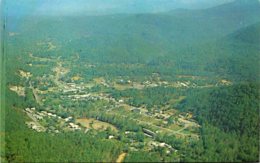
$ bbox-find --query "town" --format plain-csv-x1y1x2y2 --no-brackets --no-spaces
8,52,234,159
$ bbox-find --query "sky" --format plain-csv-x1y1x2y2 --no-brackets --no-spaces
3,0,236,17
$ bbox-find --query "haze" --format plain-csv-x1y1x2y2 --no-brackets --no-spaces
4,0,235,16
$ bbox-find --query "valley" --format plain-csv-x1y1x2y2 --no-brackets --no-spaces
2,0,260,162
7,49,235,161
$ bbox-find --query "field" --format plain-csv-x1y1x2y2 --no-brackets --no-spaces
76,118,118,132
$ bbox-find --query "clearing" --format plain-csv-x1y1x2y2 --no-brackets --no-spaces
76,118,118,132
9,85,25,96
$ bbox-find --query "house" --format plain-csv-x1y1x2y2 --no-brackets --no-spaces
108,135,114,139
65,116,73,122
159,143,166,147
47,113,53,117
25,108,32,113
35,115,43,120
144,133,153,138
131,108,141,114
143,128,156,137
41,111,48,115
151,142,159,147
69,123,81,130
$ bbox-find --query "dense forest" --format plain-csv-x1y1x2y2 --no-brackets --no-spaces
1,0,259,162
178,83,259,162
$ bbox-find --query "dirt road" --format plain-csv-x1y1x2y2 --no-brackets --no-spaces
116,153,127,163
29,81,42,105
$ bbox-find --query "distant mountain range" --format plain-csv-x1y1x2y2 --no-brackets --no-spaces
4,0,238,16
15,0,260,41
6,0,260,81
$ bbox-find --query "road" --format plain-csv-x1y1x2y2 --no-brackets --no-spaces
116,153,127,163
108,112,198,138
29,81,42,105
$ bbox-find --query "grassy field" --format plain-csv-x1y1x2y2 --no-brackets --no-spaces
76,118,118,132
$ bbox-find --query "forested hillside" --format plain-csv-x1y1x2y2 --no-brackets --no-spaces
178,83,259,162
9,0,260,81
206,22,260,82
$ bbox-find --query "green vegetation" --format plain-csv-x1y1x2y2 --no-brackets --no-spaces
124,151,161,162
2,0,260,162
178,83,259,162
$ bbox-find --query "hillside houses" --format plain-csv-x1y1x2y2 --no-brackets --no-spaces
149,141,177,154
26,122,46,132
68,122,81,130
64,116,73,122
24,107,83,133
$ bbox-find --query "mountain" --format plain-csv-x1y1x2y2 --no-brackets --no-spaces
228,22,260,45
4,0,235,17
14,0,260,48
204,0,260,14
205,22,260,81
6,0,260,79
167,0,260,35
